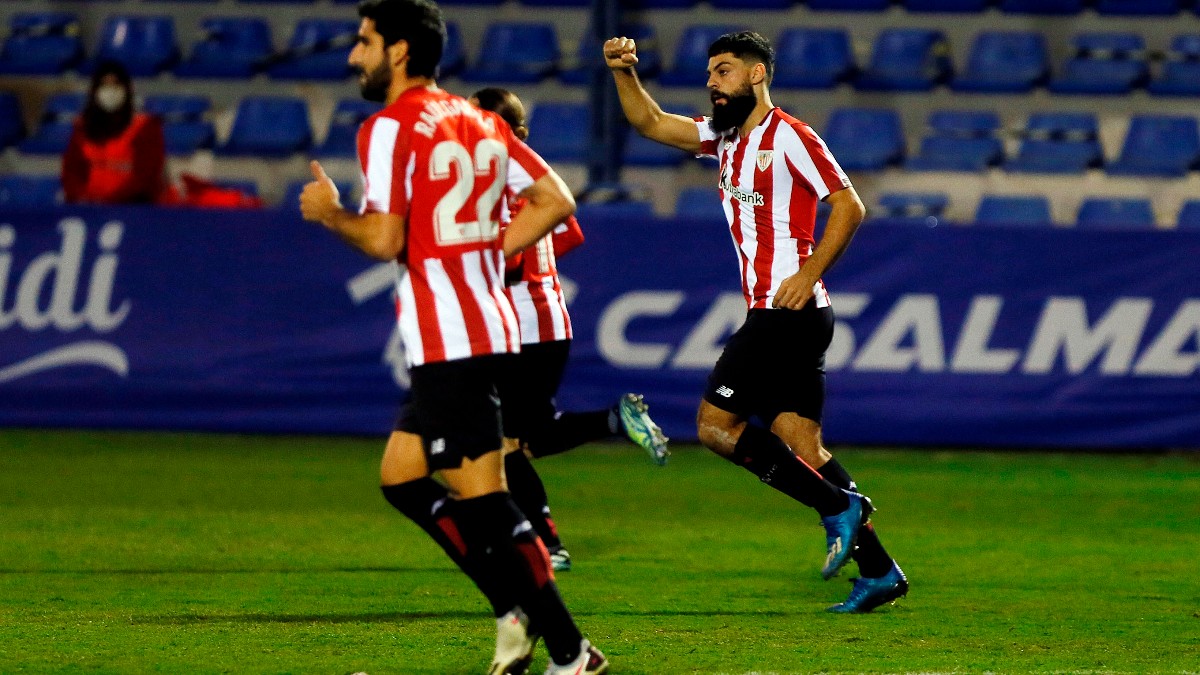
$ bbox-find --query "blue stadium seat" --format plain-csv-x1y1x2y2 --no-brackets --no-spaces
143,95,215,155
1006,112,1103,174
1049,33,1148,95
658,25,745,88
1176,200,1200,228
0,93,24,149
18,93,84,155
1095,0,1181,15
1076,198,1155,229
675,186,725,219
856,29,951,91
562,24,659,86
527,102,589,163
974,195,1053,226
0,12,83,75
903,0,990,10
0,175,62,208
1148,35,1200,96
439,22,465,77
313,99,382,159
951,31,1049,93
90,16,179,77
822,108,906,171
220,96,312,157
772,28,854,89
999,0,1083,14
280,178,354,212
267,19,357,80
807,0,891,10
624,105,697,167
906,110,1003,171
1107,115,1200,177
873,192,949,225
175,17,272,79
461,23,560,83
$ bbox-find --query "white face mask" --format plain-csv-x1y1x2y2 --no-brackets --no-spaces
94,85,127,113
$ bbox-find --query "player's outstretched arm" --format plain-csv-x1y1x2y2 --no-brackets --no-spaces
772,186,866,310
301,160,406,261
605,37,701,153
504,170,576,258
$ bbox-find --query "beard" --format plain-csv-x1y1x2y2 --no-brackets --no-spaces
709,84,758,133
357,61,391,102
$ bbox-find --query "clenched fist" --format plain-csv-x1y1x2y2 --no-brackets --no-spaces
603,37,639,71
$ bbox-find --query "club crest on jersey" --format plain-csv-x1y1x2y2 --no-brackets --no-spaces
756,150,774,172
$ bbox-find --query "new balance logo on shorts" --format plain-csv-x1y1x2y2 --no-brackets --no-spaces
430,438,446,455
715,386,734,398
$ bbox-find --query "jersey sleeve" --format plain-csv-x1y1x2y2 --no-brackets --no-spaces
357,115,410,215
551,215,585,257
782,122,851,201
695,117,720,159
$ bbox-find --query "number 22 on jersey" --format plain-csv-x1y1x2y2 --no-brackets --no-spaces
430,138,507,246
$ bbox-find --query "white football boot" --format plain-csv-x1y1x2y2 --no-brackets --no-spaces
488,607,538,675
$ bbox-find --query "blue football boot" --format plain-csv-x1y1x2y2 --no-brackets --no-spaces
827,562,909,614
820,490,874,580
617,393,670,466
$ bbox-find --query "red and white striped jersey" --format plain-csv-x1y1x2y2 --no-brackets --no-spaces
357,86,551,366
501,196,574,345
695,107,852,310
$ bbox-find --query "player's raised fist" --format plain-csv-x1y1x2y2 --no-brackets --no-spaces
603,37,639,70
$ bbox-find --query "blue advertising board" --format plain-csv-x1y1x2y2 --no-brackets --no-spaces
1,205,1198,448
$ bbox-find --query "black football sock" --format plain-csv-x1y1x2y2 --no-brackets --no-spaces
381,480,515,617
504,451,563,550
851,521,895,578
816,457,857,493
817,458,894,578
525,409,613,458
727,425,849,517
455,493,584,665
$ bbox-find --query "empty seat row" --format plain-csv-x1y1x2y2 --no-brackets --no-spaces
862,192,1187,229
7,91,1200,178
522,103,1200,177
0,14,362,80
11,13,1200,97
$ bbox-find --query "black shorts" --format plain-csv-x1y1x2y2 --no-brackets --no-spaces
394,354,508,472
703,303,834,425
496,340,570,442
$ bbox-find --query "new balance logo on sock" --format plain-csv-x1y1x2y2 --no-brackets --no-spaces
715,386,734,398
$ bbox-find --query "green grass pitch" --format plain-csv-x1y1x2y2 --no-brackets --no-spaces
2,430,1198,674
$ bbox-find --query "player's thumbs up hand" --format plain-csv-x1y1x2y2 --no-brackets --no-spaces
300,160,342,224
603,37,639,71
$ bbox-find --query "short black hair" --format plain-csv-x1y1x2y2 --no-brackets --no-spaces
358,0,446,79
708,31,775,83
471,87,525,134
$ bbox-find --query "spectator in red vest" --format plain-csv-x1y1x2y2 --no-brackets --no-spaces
61,61,168,205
